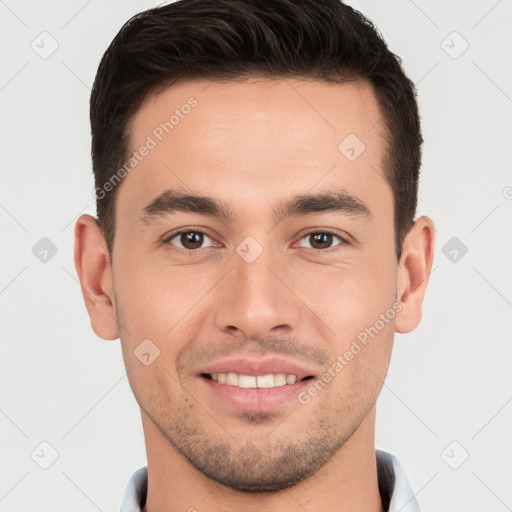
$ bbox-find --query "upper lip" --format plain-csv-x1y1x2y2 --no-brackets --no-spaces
199,357,316,380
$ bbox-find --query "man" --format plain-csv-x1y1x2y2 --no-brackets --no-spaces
74,0,435,510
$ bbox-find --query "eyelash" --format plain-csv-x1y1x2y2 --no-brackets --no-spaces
162,228,349,255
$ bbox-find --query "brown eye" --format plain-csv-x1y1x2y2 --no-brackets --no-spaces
297,231,344,251
310,233,334,249
166,230,215,250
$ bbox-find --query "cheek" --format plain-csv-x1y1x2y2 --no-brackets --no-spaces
320,314,394,415
293,254,397,336
114,264,216,391
291,253,397,396
114,260,204,337
114,274,188,409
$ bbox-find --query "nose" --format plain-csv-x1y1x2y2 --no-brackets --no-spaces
213,239,302,340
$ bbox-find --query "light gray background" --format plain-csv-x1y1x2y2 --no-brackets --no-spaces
1,1,511,510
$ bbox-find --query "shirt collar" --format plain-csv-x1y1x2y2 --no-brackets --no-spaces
376,449,420,512
120,450,419,511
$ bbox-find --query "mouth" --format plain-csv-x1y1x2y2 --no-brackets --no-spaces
201,372,314,388
197,357,317,412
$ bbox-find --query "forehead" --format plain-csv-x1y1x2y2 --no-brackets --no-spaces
118,78,391,225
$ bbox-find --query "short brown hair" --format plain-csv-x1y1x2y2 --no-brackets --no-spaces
90,0,422,260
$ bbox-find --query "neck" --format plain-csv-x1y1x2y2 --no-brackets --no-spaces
141,407,384,512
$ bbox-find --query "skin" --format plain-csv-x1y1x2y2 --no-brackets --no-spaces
74,78,435,512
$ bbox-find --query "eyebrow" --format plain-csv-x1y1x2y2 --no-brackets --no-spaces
138,186,372,225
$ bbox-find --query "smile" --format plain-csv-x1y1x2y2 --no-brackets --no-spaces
202,372,313,389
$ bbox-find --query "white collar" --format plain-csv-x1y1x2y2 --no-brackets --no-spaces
376,449,420,512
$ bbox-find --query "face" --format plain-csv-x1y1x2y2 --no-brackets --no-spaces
103,78,401,490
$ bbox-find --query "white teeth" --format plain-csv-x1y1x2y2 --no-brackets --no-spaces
209,372,300,388
256,374,275,388
226,372,239,386
274,373,286,386
238,375,257,388
286,374,296,384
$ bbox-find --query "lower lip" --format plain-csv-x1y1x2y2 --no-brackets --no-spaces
200,376,313,412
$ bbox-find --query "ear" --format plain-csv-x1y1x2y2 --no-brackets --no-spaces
395,216,436,334
73,214,119,340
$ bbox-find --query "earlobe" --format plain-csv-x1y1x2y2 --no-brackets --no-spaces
394,216,436,334
74,214,120,340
